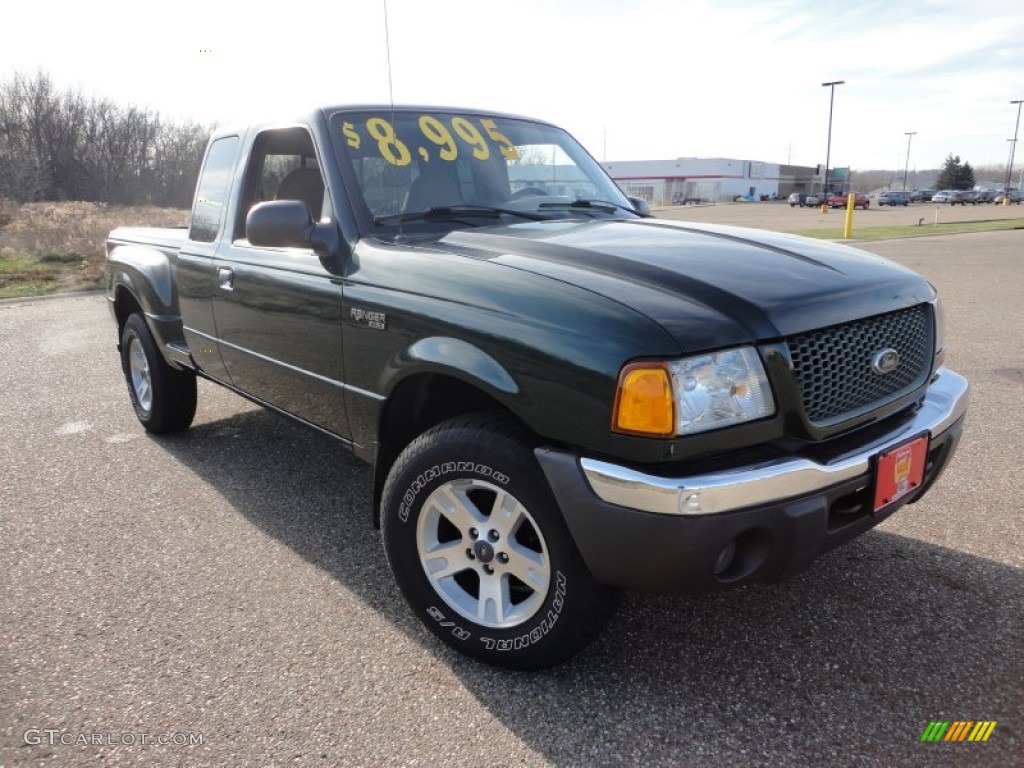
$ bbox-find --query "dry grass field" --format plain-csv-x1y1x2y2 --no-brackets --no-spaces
0,200,187,299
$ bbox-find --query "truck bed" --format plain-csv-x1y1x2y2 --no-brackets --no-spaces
107,226,188,251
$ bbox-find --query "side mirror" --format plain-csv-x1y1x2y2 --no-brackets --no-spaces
246,200,347,273
627,196,652,217
246,200,314,248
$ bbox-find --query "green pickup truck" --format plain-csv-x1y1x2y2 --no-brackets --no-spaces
106,106,969,669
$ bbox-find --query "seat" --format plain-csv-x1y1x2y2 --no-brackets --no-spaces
403,165,462,212
276,167,324,220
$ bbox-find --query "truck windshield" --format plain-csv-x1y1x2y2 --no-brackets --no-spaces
328,109,635,235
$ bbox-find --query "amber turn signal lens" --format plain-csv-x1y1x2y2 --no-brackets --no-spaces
613,364,675,437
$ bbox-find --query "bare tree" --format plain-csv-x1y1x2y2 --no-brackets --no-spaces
0,70,212,207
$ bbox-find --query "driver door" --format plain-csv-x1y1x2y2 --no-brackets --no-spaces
212,126,351,440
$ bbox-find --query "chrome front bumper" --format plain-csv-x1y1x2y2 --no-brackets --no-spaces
582,367,969,517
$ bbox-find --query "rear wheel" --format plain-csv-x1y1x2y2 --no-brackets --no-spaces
120,313,196,433
381,413,616,669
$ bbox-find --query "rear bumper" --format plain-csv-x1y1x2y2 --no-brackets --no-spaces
536,367,968,593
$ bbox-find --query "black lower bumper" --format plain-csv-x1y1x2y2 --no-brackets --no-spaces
536,411,965,595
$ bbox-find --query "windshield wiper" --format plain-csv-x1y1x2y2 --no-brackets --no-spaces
375,205,546,225
539,198,642,215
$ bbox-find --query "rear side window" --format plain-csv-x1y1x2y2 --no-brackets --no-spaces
189,136,240,243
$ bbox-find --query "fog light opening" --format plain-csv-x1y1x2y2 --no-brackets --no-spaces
713,540,737,576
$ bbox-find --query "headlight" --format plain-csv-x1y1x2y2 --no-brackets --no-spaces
613,346,775,437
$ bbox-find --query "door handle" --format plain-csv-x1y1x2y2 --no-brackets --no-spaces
217,267,234,291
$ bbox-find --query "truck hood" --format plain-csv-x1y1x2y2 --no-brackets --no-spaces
440,218,934,349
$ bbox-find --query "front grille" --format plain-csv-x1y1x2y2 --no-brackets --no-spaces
787,304,933,426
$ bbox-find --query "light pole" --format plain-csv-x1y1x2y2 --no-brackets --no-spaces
1007,139,1017,193
1005,99,1022,194
902,132,916,191
821,80,845,206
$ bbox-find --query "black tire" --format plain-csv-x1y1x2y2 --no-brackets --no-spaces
381,413,616,670
120,313,197,434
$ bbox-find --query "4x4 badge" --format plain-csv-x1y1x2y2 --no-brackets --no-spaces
871,348,901,375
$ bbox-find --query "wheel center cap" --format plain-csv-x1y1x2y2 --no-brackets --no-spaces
473,540,495,563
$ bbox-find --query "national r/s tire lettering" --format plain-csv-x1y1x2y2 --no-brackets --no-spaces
381,413,617,670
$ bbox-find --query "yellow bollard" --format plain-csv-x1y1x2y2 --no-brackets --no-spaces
843,193,855,238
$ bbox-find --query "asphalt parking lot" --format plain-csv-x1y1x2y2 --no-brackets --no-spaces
1,222,1021,767
654,196,1024,231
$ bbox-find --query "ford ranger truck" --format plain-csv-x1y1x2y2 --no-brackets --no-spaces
106,106,969,670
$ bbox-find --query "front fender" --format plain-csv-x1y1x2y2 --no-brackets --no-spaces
397,337,516,397
387,336,520,398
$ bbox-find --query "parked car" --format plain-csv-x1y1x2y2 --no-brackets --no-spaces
877,191,910,207
804,192,823,206
788,192,807,207
828,192,870,209
910,189,935,202
931,190,970,205
994,190,1021,204
959,190,978,205
972,189,997,203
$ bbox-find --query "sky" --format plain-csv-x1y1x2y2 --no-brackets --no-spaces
3,0,1023,173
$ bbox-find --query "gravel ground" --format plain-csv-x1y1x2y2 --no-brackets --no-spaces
1,225,1021,767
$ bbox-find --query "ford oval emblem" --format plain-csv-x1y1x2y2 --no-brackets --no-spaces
871,348,901,375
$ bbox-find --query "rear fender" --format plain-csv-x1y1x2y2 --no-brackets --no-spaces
107,243,189,368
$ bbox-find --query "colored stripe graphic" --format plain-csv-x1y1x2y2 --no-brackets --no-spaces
921,721,996,742
921,722,949,741
945,721,971,741
969,722,997,742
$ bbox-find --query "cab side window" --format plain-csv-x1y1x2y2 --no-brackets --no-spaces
235,127,328,240
189,136,240,243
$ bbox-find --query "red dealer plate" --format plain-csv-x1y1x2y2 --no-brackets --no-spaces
873,435,929,512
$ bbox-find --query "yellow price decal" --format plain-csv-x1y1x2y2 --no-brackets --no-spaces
343,115,521,166
451,117,490,161
342,122,361,149
366,117,412,166
480,118,518,161
418,115,458,161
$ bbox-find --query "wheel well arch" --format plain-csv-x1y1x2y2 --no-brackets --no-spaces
113,285,144,339
371,372,532,526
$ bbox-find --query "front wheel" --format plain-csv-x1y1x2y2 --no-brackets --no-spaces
120,313,197,433
381,413,615,670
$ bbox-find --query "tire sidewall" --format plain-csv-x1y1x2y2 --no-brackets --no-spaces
121,315,157,425
119,313,196,433
381,424,592,669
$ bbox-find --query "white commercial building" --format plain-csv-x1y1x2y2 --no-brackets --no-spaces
600,158,824,205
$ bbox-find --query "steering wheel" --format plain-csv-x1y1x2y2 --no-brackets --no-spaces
510,187,548,200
